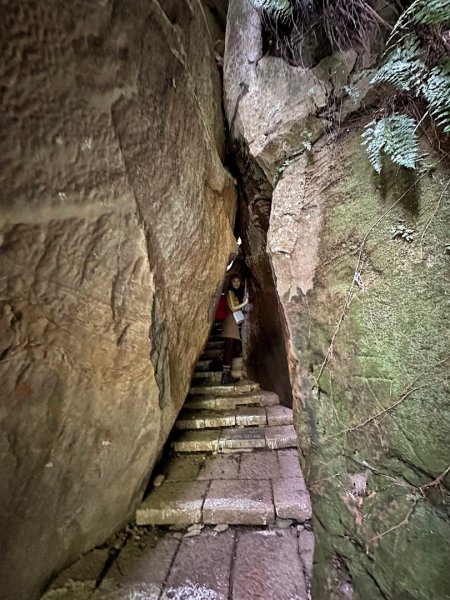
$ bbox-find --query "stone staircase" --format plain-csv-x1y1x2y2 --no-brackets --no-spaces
44,324,314,600
136,323,311,528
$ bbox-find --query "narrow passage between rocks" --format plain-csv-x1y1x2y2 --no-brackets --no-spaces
43,323,313,600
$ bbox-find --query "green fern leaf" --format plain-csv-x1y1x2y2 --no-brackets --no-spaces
410,0,450,25
362,116,419,173
422,63,450,133
371,35,425,92
387,0,450,49
252,0,293,20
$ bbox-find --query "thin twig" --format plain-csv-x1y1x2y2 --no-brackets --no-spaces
361,0,393,30
414,109,429,132
309,471,345,486
369,499,418,544
420,465,450,492
326,385,424,440
325,354,450,440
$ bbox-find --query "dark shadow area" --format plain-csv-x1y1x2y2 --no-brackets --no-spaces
373,160,421,215
230,159,294,408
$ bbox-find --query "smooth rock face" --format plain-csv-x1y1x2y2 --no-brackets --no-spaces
0,1,236,598
224,2,450,599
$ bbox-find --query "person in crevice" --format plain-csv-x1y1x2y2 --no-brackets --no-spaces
220,274,248,385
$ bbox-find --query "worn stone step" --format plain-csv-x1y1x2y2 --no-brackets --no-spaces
175,409,237,430
195,359,213,371
172,425,297,452
207,334,224,341
175,406,278,430
205,340,224,350
189,379,259,396
174,412,267,434
266,405,294,426
136,478,275,527
200,349,223,360
136,450,310,527
265,425,297,450
195,357,242,372
184,390,279,411
136,480,209,525
172,429,223,452
192,370,242,384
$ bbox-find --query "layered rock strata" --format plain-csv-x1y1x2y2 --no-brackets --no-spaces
0,1,236,598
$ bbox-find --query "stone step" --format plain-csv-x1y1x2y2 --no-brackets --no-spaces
172,425,297,452
189,379,259,397
184,390,279,411
200,349,223,360
136,449,310,527
175,406,268,430
205,340,224,350
175,405,293,430
207,334,223,341
176,409,238,430
192,370,242,384
195,357,242,372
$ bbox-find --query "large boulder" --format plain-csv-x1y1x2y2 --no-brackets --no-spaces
0,1,236,598
224,1,450,598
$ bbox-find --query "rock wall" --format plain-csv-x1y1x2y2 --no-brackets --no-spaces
270,136,450,600
0,2,236,598
224,1,450,598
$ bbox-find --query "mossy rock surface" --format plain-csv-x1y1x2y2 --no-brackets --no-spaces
272,132,450,600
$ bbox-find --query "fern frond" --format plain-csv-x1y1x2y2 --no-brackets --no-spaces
422,63,450,133
387,0,450,49
252,0,293,20
410,0,450,25
371,35,426,92
362,116,419,173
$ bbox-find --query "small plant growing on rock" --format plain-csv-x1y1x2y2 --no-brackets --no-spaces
362,115,419,173
362,0,450,172
391,223,415,242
